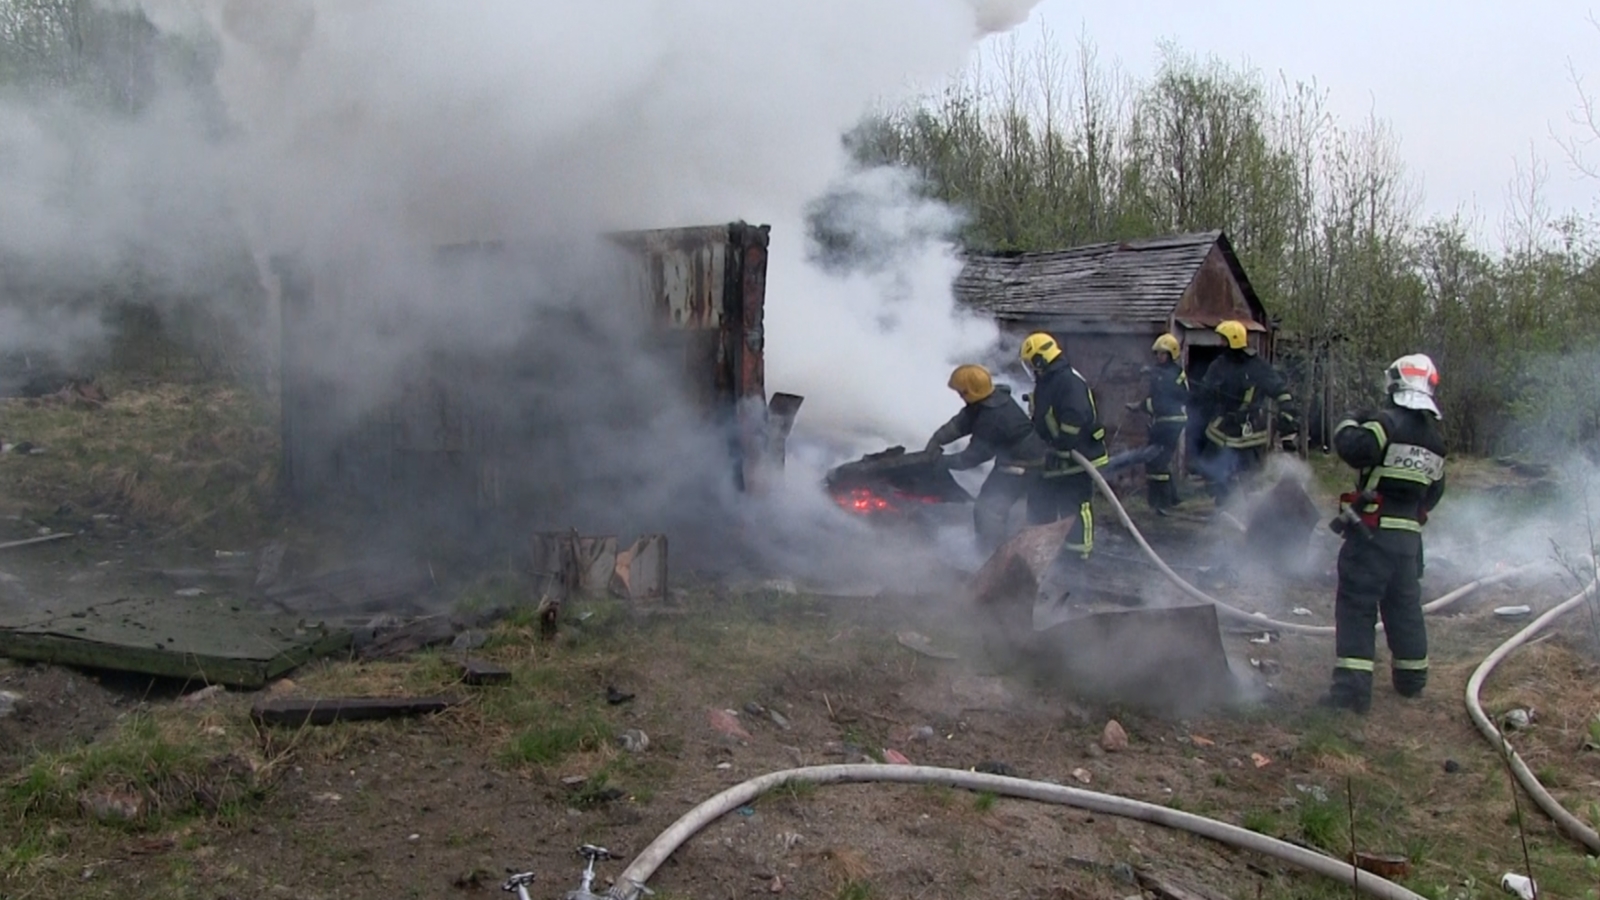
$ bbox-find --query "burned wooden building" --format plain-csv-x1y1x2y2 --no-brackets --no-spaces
275,221,798,526
954,230,1273,457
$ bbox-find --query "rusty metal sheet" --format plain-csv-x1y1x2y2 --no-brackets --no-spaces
1031,603,1239,713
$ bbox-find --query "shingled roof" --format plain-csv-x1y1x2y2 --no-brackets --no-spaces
953,230,1260,325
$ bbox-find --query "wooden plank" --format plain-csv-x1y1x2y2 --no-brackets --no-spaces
455,659,512,686
250,695,464,727
611,534,668,603
1134,869,1236,900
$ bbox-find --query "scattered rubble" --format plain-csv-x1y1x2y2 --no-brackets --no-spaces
181,684,226,706
1349,852,1410,880
895,630,959,660
0,688,20,719
1101,720,1129,752
617,729,650,753
1501,872,1537,900
80,789,144,823
356,616,458,661
708,708,751,741
1502,708,1533,731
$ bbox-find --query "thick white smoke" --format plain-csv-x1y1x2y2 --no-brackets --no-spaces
96,0,1031,450
0,1,1045,574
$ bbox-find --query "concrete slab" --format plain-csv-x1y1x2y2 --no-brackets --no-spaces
0,595,350,688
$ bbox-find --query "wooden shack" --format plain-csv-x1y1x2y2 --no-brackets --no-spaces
275,221,793,521
954,230,1272,458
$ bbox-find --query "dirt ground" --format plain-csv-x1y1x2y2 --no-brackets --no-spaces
2,387,1600,900
2,515,1599,900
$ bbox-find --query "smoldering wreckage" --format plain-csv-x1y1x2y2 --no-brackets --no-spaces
0,223,1583,900
0,222,1291,702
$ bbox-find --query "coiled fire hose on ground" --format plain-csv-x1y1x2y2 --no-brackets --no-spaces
1465,570,1600,854
1072,451,1540,636
602,765,1429,900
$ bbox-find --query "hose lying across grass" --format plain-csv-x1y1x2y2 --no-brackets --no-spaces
1465,569,1600,854
1072,451,1540,636
603,765,1430,900
600,464,1570,897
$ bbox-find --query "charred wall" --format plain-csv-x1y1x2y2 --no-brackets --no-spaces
275,222,775,543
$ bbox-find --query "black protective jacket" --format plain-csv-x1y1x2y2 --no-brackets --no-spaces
1200,349,1291,449
931,385,1047,471
1334,405,1447,539
1143,360,1190,423
1030,358,1108,474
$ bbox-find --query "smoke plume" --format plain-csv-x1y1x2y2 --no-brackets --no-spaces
0,1,1045,573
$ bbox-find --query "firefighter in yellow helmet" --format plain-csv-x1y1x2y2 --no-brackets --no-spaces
1124,333,1189,514
925,364,1049,554
1195,320,1295,506
1020,333,1108,568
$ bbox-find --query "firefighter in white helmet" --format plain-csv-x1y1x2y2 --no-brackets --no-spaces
1321,353,1447,714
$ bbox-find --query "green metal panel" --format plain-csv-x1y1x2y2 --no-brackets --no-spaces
0,596,352,688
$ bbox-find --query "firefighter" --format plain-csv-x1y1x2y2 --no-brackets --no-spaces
1125,333,1189,514
1196,320,1295,506
1021,333,1109,568
1321,353,1446,714
925,365,1048,554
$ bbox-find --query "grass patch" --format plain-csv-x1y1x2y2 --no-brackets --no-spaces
836,883,875,900
1241,808,1278,835
3,712,266,829
972,791,997,813
0,379,280,542
501,707,611,767
1297,797,1343,852
779,779,818,802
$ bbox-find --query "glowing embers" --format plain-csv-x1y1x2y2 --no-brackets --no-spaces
831,485,940,516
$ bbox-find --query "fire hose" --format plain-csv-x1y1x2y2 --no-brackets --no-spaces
1071,450,1540,636
1465,569,1600,854
1075,450,1600,854
592,466,1562,898
602,764,1428,900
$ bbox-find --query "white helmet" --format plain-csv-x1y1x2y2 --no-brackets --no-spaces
1385,353,1440,417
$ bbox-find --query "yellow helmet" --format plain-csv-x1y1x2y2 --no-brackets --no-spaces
1215,320,1249,350
1020,332,1062,371
1152,333,1180,358
947,364,994,404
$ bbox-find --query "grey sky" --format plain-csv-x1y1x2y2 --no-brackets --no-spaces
1006,0,1600,239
